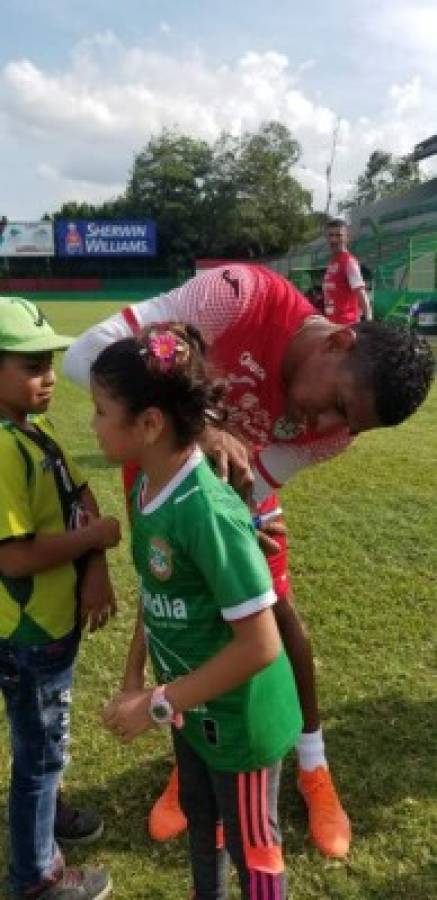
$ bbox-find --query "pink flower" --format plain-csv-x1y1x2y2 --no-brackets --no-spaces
149,331,177,366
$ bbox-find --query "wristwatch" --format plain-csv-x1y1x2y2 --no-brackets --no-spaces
149,685,184,728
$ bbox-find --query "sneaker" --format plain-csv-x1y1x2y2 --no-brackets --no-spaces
147,767,187,842
297,766,351,858
19,867,111,899
55,797,104,847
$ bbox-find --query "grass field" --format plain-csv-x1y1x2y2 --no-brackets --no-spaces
1,301,436,899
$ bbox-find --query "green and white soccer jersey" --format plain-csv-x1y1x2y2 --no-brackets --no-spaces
0,416,86,643
132,447,302,772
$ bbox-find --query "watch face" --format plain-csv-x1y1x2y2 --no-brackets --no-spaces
153,702,170,722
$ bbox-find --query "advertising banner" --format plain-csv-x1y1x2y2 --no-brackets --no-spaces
55,219,157,257
0,221,54,256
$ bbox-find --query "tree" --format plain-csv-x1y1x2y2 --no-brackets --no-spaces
340,149,422,210
206,122,312,258
124,130,213,271
49,122,314,269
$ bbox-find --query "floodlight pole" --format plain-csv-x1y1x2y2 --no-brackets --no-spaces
325,117,341,217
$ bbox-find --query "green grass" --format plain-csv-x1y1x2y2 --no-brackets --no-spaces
1,301,436,899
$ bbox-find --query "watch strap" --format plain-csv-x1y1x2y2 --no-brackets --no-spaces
151,685,184,729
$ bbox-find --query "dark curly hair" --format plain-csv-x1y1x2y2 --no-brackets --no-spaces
350,322,435,426
91,323,225,448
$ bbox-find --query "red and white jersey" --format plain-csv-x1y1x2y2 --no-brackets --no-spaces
64,264,352,500
322,250,365,325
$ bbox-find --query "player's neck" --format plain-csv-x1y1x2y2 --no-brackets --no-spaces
281,319,332,386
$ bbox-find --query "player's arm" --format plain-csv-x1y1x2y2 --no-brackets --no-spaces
355,286,372,321
346,257,372,321
62,297,171,387
0,518,120,578
252,431,354,503
63,266,249,387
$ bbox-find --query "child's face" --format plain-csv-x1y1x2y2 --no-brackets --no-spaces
91,380,144,464
0,352,55,423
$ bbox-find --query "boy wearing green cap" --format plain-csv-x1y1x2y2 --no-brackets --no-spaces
0,297,119,899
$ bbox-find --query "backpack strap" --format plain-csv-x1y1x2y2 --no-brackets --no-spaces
15,424,83,531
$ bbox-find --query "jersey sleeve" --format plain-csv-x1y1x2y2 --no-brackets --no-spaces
187,500,276,621
63,265,255,387
0,435,34,541
346,257,365,290
252,429,353,502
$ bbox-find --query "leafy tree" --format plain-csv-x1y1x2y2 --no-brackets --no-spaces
340,149,422,210
123,121,313,265
49,122,314,269
124,130,213,271
206,122,312,258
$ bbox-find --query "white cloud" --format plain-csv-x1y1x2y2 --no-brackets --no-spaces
389,76,422,115
376,2,437,57
0,33,436,216
37,162,125,207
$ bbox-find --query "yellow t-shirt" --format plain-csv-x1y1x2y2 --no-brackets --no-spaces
0,416,86,643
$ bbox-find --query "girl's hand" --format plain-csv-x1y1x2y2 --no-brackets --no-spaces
102,689,154,742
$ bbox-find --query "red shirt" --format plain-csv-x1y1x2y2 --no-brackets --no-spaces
323,250,365,324
120,264,352,500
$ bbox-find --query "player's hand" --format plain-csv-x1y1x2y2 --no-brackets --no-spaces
89,516,121,551
102,689,155,742
252,507,287,555
80,553,117,632
201,425,254,500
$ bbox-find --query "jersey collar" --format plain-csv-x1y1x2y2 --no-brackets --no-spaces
138,445,204,515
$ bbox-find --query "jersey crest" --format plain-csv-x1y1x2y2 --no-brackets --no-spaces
148,537,173,581
272,416,305,440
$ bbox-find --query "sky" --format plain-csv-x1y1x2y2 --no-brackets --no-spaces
1,0,436,219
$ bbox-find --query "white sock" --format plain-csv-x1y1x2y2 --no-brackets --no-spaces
297,727,327,771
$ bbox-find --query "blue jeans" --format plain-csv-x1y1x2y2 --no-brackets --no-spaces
0,631,78,894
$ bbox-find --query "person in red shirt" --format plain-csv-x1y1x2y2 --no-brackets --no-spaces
64,264,433,861
323,218,372,324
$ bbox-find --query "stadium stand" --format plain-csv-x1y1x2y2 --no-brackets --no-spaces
274,177,437,323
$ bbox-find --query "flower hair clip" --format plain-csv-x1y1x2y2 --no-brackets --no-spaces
141,327,190,371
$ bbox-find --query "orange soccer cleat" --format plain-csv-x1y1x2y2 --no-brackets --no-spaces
147,767,187,842
297,766,351,859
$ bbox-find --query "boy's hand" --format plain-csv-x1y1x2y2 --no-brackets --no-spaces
80,553,117,632
89,516,121,550
102,689,155,742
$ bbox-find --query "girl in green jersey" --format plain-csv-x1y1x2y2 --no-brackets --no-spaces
92,324,302,899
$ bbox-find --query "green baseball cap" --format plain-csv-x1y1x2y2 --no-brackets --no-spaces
0,297,72,353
